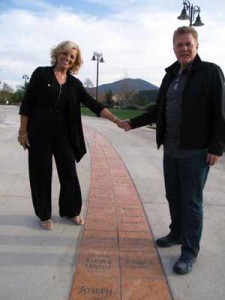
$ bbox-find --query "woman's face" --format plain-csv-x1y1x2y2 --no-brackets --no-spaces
56,48,78,70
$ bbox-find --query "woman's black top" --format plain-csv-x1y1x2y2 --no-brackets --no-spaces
20,66,105,161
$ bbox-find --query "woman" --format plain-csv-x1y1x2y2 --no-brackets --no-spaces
18,40,122,230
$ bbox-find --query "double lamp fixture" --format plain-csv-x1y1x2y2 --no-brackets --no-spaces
177,0,204,27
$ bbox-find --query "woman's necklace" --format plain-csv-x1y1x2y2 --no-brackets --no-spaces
54,69,67,80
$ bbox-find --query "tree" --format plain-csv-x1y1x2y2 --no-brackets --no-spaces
83,78,95,98
0,82,14,104
117,81,136,108
104,90,113,108
0,80,31,105
11,79,30,104
112,74,136,108
2,82,14,93
131,90,158,107
83,78,94,89
11,85,25,104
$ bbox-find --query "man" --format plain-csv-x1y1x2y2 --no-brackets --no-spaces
122,26,225,274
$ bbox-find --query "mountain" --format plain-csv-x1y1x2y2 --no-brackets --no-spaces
89,78,158,94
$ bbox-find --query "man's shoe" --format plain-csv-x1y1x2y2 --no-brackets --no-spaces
156,232,181,247
173,256,196,275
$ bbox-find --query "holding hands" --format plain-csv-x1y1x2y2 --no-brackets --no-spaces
114,118,132,131
96,109,132,131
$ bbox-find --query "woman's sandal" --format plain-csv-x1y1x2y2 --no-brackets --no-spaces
41,219,54,230
70,216,84,226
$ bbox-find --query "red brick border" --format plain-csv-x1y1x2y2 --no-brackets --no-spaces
70,126,171,300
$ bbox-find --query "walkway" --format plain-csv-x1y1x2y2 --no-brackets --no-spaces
1,106,225,300
70,126,171,300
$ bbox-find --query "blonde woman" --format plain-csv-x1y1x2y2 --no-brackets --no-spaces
18,41,122,230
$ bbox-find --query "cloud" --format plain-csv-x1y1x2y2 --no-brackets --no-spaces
0,0,225,90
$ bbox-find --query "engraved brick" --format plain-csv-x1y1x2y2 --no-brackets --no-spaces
120,252,164,279
85,215,117,231
117,205,144,217
70,276,120,300
122,279,171,300
118,216,149,232
119,231,155,252
76,248,119,279
88,203,116,215
81,230,118,249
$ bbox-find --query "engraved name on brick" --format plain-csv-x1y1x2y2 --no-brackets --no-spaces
78,286,113,296
85,251,112,271
86,235,116,242
125,257,153,267
123,237,148,242
120,219,145,225
93,217,112,224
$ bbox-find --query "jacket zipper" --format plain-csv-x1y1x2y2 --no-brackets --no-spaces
54,84,62,109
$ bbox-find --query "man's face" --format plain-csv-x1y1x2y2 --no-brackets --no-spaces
173,33,198,68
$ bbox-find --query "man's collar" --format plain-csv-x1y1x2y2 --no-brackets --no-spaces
166,54,202,74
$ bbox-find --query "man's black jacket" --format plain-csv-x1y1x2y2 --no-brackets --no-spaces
130,55,225,156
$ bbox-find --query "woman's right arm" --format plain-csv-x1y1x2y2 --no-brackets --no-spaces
18,115,30,149
18,67,41,149
19,115,29,134
19,67,41,117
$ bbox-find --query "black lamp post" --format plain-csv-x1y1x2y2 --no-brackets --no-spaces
22,74,29,84
178,0,204,26
91,52,104,101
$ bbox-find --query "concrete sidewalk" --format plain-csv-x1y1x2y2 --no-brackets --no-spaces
0,105,225,299
83,116,225,300
0,105,91,300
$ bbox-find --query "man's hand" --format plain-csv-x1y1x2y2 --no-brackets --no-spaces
207,153,220,166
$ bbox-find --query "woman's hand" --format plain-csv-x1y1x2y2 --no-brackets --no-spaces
18,116,30,150
99,109,132,131
18,132,30,150
115,119,132,131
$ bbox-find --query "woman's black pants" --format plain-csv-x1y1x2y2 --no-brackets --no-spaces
28,114,82,221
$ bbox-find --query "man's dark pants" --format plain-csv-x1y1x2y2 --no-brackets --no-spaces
163,151,210,259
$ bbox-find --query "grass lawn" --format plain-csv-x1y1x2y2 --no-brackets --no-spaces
81,107,143,119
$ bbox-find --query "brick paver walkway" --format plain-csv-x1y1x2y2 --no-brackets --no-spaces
70,126,172,300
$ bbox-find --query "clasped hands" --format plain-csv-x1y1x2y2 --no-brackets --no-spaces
114,118,132,131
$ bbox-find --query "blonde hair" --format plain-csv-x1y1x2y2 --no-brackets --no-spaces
173,26,198,44
50,40,83,74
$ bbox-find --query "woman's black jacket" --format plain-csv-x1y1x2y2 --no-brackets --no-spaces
19,66,105,162
130,55,225,156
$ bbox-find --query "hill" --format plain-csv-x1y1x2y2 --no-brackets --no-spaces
89,78,158,94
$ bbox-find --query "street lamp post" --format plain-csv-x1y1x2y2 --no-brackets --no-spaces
91,52,104,101
178,0,204,27
22,74,29,84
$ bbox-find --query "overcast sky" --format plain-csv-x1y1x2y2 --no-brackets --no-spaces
0,0,225,89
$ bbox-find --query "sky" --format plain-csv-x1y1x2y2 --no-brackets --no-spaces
0,0,225,90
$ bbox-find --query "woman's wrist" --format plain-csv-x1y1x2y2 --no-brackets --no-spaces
18,132,28,138
19,128,27,134
18,129,28,137
112,116,118,123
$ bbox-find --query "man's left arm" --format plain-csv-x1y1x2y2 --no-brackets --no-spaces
208,65,225,164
